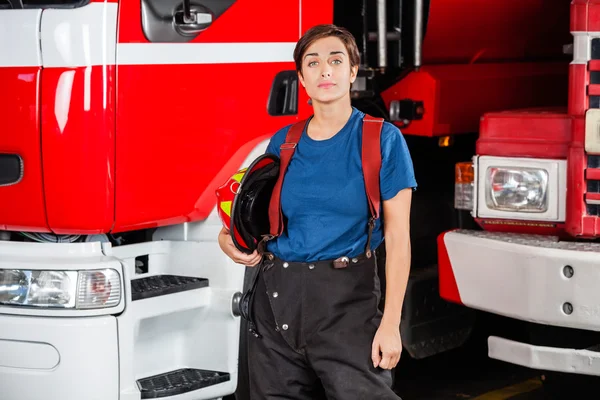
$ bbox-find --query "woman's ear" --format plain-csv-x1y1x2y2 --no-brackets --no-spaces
350,65,358,83
298,71,305,88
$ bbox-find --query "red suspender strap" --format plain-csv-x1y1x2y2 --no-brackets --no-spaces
268,119,308,238
362,115,384,257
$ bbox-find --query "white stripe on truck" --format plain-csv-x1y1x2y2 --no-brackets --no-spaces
0,3,294,68
0,10,42,67
40,2,118,68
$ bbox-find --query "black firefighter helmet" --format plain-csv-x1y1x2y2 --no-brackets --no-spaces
215,153,280,254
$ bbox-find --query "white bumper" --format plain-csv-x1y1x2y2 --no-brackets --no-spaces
0,314,118,400
488,336,600,376
0,224,244,400
443,230,600,375
443,230,600,331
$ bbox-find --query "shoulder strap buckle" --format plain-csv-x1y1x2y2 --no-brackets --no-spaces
280,142,297,150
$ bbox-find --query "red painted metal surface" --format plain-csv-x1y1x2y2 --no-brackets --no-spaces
571,0,589,32
569,64,587,116
437,231,462,305
588,85,600,96
573,0,600,32
422,0,570,65
586,193,600,202
0,68,49,232
476,108,571,159
41,66,115,234
566,117,592,237
301,0,333,35
380,63,568,137
586,168,600,180
114,63,310,232
112,0,313,232
474,219,565,237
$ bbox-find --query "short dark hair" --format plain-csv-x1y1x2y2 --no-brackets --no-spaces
293,24,361,75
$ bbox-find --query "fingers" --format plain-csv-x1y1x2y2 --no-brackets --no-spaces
378,347,401,370
228,246,262,266
371,339,381,368
219,230,263,266
244,251,263,266
379,352,392,370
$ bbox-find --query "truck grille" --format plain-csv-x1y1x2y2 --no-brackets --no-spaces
584,40,600,227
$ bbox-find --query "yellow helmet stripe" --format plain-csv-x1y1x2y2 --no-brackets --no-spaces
220,201,232,217
232,168,247,183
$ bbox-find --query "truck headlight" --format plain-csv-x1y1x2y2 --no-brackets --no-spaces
485,167,549,212
0,269,121,309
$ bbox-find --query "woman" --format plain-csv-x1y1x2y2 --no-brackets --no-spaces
218,24,416,399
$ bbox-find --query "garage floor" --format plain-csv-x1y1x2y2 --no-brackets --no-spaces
393,314,600,400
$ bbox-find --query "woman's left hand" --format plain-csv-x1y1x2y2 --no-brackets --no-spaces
371,321,402,370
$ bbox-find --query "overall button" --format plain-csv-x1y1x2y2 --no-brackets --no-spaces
282,324,289,330
352,258,358,263
283,262,289,268
308,264,315,270
273,292,279,298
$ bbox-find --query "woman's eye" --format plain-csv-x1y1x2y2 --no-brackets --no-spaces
308,61,317,67
331,59,342,64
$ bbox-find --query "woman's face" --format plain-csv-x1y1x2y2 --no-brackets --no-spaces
299,36,358,105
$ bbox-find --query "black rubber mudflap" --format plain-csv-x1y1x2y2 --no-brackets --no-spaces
400,265,475,359
131,275,209,301
137,368,230,399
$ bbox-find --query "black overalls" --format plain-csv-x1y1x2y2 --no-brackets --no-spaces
243,243,401,399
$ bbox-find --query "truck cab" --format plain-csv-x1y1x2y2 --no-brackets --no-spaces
0,0,312,398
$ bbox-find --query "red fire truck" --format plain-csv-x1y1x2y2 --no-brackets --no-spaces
0,0,584,398
438,0,600,385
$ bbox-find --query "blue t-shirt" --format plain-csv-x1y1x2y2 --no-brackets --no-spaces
265,107,417,262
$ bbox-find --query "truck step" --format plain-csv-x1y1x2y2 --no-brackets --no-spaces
137,368,230,399
131,275,209,301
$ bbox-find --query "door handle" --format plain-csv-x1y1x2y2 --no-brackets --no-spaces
173,1,212,36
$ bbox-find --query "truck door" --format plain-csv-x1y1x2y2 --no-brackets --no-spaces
38,0,117,234
0,8,47,232
114,0,305,232
0,0,117,235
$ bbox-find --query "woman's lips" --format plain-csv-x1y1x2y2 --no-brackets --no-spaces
318,82,336,89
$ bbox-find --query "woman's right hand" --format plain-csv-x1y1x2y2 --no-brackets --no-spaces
218,227,263,266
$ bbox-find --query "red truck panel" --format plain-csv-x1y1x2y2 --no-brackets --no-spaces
477,108,572,160
423,0,570,65
40,66,116,234
0,68,49,232
381,62,569,137
113,0,311,233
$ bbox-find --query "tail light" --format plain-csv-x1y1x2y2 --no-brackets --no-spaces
455,161,474,211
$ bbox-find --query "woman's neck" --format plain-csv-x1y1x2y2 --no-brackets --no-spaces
308,99,353,141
